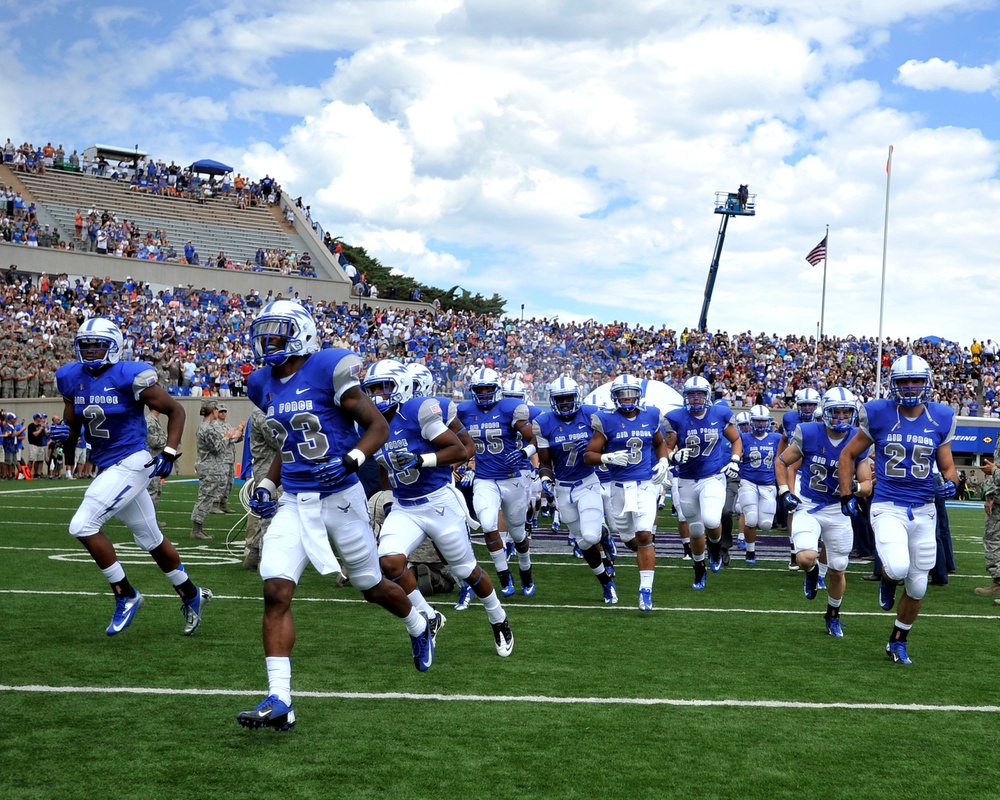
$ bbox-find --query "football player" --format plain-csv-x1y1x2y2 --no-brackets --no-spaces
238,302,433,733
456,368,538,596
535,377,617,604
776,388,872,637
51,318,210,637
662,376,743,590
736,405,781,565
502,378,544,535
584,375,670,611
778,388,822,570
367,360,513,657
838,356,959,665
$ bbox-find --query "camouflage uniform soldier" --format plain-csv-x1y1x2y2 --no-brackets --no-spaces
40,363,57,398
976,436,1000,600
14,365,34,398
242,408,281,570
212,403,239,514
190,400,227,540
145,409,168,507
27,358,40,399
1,361,14,399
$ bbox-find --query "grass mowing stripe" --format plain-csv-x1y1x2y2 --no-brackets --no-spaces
4,683,1000,713
3,588,997,619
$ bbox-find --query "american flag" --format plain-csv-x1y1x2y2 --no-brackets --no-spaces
805,236,827,267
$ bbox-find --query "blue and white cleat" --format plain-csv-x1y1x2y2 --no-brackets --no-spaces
181,586,212,636
736,538,747,550
504,540,516,561
638,587,653,612
745,553,757,565
499,571,516,597
454,582,474,611
410,613,434,672
709,555,723,574
879,578,897,611
236,695,295,731
817,575,827,591
568,536,584,559
106,590,144,636
491,617,514,657
601,530,618,562
692,574,706,590
602,580,618,605
826,617,844,638
520,568,536,597
886,640,912,665
804,572,819,601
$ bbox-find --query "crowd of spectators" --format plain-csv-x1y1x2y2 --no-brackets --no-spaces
1,265,998,421
2,137,315,277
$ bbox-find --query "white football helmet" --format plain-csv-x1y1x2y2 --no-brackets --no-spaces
407,363,435,398
610,374,643,413
796,387,821,421
749,405,772,434
889,355,933,408
364,360,413,412
250,300,319,366
75,318,124,371
822,387,858,433
549,376,581,419
502,378,528,401
735,410,752,433
682,376,711,413
470,367,502,408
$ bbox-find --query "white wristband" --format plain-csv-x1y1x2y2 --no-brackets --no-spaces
730,454,741,463
163,446,178,457
347,448,366,467
521,443,537,459
258,478,277,494
657,457,669,467
419,452,438,468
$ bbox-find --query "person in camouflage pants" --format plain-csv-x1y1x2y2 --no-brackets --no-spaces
190,400,228,541
976,435,1000,600
242,408,281,570
145,409,167,508
213,403,242,514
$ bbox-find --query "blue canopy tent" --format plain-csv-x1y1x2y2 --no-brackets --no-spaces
188,159,233,175
920,335,956,345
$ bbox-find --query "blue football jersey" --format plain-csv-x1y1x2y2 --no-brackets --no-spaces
533,404,599,483
859,399,956,505
792,422,866,504
663,403,734,480
247,348,366,495
56,361,158,468
457,398,531,480
590,405,661,482
376,397,452,500
780,409,809,442
739,431,781,486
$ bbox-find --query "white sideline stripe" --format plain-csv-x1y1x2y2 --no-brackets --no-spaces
2,683,998,713
0,479,199,496
3,589,997,620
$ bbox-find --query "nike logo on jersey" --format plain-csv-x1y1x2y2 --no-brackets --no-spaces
641,423,650,428
393,429,404,436
295,388,310,395
923,428,936,433
337,504,350,512
710,421,719,426
103,386,115,392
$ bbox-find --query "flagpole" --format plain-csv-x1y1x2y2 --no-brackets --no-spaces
874,145,893,398
819,223,829,339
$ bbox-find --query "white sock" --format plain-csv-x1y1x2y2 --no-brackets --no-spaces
489,546,509,572
481,590,506,624
403,607,426,637
100,562,126,584
818,561,829,578
517,551,532,570
639,569,654,590
747,542,756,553
265,656,292,706
407,588,435,618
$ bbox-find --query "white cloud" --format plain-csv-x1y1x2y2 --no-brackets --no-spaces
896,57,999,92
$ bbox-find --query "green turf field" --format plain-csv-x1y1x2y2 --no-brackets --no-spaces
2,480,999,799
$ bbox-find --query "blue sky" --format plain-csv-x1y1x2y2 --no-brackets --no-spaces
2,0,1000,346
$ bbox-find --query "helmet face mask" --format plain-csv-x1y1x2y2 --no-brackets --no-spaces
470,368,501,408
749,405,771,435
889,356,933,408
821,387,858,432
610,375,642,414
364,360,412,412
501,379,527,401
408,364,435,398
74,318,123,371
797,388,821,422
682,376,711,413
735,411,751,433
549,377,580,419
250,301,318,366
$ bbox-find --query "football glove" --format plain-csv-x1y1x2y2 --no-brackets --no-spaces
49,422,70,442
388,450,420,471
144,446,179,479
778,487,800,512
722,457,740,481
935,480,956,500
249,488,277,519
459,468,475,487
600,451,630,467
503,448,528,468
313,452,361,487
651,457,670,485
670,447,693,465
840,495,860,517
541,476,555,500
